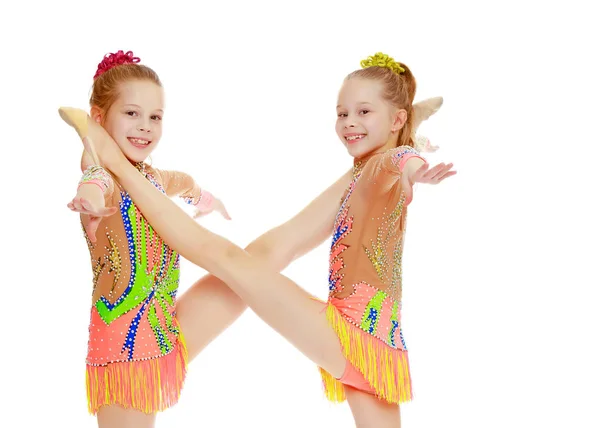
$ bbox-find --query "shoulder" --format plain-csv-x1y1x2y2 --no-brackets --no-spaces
387,145,422,164
144,164,164,182
139,164,168,193
362,146,426,183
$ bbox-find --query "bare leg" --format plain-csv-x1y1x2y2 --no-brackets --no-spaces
176,246,346,376
177,234,311,360
61,108,350,375
113,162,348,376
176,272,247,361
96,406,156,428
83,137,348,377
345,386,402,428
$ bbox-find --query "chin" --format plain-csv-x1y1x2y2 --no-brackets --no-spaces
122,152,146,164
346,144,373,159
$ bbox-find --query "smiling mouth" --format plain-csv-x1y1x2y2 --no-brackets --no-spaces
128,137,151,147
345,134,365,143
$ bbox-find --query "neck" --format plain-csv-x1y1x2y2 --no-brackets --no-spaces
353,138,397,166
134,161,147,174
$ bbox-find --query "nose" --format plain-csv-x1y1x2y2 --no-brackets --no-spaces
137,123,151,133
341,112,357,128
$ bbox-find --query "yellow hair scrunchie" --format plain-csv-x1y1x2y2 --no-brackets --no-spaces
360,52,405,75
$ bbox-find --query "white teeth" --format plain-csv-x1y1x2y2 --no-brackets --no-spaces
129,138,149,145
346,135,364,141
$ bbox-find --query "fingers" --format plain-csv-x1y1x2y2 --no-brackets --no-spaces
437,170,458,182
99,206,118,216
217,202,232,220
67,197,117,217
68,197,86,213
221,208,232,220
411,162,430,182
429,163,454,181
191,204,232,221
421,163,455,183
412,161,457,184
426,162,450,177
81,199,94,212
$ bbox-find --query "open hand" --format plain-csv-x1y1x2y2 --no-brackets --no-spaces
412,162,457,185
67,196,117,242
193,197,231,220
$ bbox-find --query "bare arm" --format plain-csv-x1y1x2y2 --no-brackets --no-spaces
380,146,455,203
107,155,350,273
402,152,456,192
242,168,352,271
175,171,351,359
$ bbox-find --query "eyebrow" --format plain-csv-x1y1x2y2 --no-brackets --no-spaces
123,104,164,112
336,102,373,108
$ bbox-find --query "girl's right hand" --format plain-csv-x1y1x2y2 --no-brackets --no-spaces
67,184,117,242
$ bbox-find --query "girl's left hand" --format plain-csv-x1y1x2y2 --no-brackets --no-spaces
412,162,457,185
193,198,232,220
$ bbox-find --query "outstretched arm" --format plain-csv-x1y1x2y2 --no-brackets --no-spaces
381,145,456,204
104,152,347,278
152,167,230,219
177,169,351,359
240,167,352,269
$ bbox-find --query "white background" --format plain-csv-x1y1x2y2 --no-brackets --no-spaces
1,0,599,427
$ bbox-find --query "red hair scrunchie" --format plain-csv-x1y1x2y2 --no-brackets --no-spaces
93,50,141,79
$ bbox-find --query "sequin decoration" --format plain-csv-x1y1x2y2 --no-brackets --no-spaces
105,234,122,295
388,301,399,347
360,290,386,334
325,148,418,345
89,168,181,362
81,163,189,416
329,164,362,294
92,257,105,292
363,195,406,299
390,146,421,169
329,205,353,293
319,148,418,405
82,221,94,251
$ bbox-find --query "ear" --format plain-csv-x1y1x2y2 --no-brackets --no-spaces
411,96,443,136
392,109,408,132
90,105,104,124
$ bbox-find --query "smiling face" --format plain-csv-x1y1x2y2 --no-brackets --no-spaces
92,79,164,164
335,77,407,159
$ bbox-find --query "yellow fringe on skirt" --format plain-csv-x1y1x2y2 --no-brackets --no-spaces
320,303,413,405
86,333,188,415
